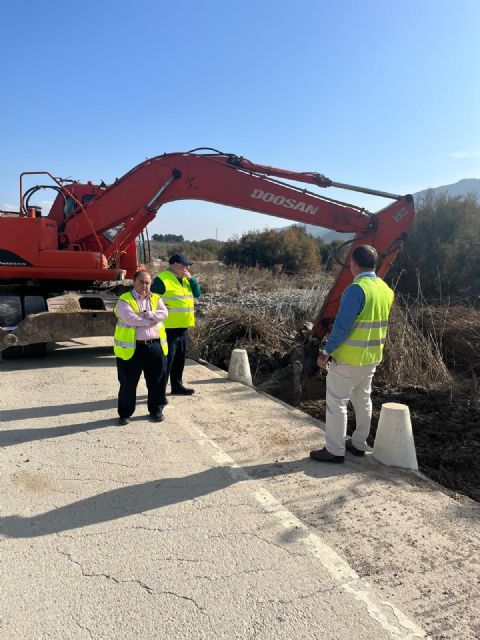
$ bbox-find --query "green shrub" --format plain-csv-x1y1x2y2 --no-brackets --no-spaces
150,238,223,261
151,233,184,242
388,193,480,302
220,226,320,274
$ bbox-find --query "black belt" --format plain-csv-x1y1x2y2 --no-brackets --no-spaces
136,339,159,345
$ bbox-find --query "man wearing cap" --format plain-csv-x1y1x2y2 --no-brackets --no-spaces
310,245,394,463
151,254,201,395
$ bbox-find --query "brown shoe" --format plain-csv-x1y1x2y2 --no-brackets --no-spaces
310,448,345,463
345,438,365,457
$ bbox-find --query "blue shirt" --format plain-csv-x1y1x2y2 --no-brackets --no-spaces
324,272,376,354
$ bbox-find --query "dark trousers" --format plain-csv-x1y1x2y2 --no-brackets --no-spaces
117,341,167,418
166,328,188,391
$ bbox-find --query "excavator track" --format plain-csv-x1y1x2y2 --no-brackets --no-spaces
0,295,23,358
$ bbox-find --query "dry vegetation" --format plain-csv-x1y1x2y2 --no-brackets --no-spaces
190,261,328,294
190,262,332,377
187,261,480,502
417,304,480,376
376,304,452,388
193,305,296,380
191,262,460,391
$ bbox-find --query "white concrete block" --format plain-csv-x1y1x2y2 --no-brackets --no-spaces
373,402,418,470
228,348,253,387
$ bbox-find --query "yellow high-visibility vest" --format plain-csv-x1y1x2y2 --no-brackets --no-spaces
332,276,394,366
156,270,195,329
114,291,168,360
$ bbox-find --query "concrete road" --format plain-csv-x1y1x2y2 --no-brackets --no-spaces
1,339,479,639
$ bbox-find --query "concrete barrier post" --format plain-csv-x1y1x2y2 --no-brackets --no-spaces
228,349,253,387
373,402,418,470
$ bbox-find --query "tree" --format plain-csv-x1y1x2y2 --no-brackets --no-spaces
220,226,320,274
388,193,480,301
316,237,343,272
150,238,223,261
151,233,184,242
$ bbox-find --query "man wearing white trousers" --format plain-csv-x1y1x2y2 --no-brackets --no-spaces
310,245,394,464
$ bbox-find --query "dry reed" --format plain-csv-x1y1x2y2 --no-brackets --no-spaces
186,262,476,391
378,304,452,388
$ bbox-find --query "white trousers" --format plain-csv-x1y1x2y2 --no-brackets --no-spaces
325,361,377,456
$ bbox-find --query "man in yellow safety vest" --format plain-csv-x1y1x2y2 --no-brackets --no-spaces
151,254,201,396
114,269,169,425
310,245,394,463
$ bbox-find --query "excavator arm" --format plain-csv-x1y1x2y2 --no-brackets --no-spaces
1,149,414,353
61,149,414,338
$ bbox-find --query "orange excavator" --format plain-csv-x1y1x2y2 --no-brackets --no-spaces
0,148,414,357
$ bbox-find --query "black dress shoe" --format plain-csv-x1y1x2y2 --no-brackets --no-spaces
171,386,194,396
150,413,164,422
310,448,345,463
345,437,365,457
118,417,130,426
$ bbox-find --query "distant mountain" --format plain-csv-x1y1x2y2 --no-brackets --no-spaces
317,228,352,244
414,178,480,202
300,178,480,243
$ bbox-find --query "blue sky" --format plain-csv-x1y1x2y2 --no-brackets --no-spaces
1,0,479,240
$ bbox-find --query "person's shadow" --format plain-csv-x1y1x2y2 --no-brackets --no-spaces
0,396,148,447
0,458,355,538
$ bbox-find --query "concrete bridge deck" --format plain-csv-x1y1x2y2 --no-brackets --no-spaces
1,338,479,639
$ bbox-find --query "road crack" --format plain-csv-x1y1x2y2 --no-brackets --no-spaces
58,550,154,595
71,616,94,639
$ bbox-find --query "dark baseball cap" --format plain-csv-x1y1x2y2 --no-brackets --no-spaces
169,253,193,266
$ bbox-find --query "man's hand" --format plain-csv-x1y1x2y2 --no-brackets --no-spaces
317,352,330,369
184,269,192,279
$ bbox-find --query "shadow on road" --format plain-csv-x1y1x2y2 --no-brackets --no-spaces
1,398,116,423
0,417,117,447
0,459,355,538
0,396,147,425
0,345,115,371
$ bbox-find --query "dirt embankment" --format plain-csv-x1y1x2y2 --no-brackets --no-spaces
301,381,480,503
192,291,480,503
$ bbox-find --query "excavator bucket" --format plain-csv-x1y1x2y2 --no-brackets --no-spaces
0,293,117,355
0,310,116,353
